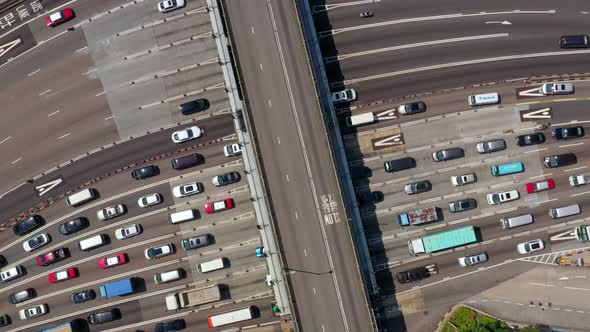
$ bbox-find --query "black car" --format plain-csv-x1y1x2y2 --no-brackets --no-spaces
560,34,589,48
516,133,545,146
212,172,240,186
357,191,384,205
552,126,585,140
131,165,160,180
396,264,438,284
8,288,35,304
58,217,89,235
155,319,186,332
87,309,119,325
544,153,577,168
179,99,209,115
0,255,6,268
13,215,44,236
71,289,96,304
0,314,9,327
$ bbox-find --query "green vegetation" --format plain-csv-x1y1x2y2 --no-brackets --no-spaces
442,307,511,332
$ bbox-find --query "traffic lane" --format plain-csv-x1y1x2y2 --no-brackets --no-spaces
0,114,234,223
333,54,590,105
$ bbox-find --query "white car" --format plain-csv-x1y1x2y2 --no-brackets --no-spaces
115,224,142,240
541,82,574,96
458,252,488,267
517,239,544,254
23,233,51,252
331,89,357,104
138,193,162,208
97,204,126,221
158,0,185,12
0,265,23,282
172,182,203,198
450,173,476,186
171,126,202,144
145,244,173,259
223,143,242,157
486,190,519,205
19,304,47,320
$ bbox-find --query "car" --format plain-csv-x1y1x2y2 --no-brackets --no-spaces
541,82,574,95
396,264,437,284
517,239,545,254
526,179,555,194
458,252,488,267
212,172,241,186
13,215,44,236
0,314,8,326
9,288,35,304
145,244,174,259
448,199,477,213
0,266,23,282
224,143,242,157
98,253,127,269
450,173,477,186
182,235,212,250
115,224,142,240
131,165,160,180
403,180,432,195
158,0,185,13
45,8,74,27
179,98,209,114
87,309,119,325
516,133,545,146
23,233,51,252
356,191,384,206
48,268,77,283
138,193,162,208
544,153,577,168
58,217,89,235
552,126,585,140
359,11,373,18
36,248,67,266
19,304,47,320
331,89,357,104
171,126,202,144
97,204,126,221
204,198,234,214
476,139,506,153
398,101,426,115
560,34,589,48
70,289,96,304
172,182,203,198
432,147,464,162
155,319,186,332
486,190,519,205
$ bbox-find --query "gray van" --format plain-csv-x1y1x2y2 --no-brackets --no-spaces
171,153,203,170
500,214,533,229
476,139,506,153
432,147,465,162
384,157,416,173
549,204,581,219
9,288,35,304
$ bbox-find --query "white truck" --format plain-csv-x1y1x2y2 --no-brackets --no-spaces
569,172,590,187
575,225,590,242
165,285,221,310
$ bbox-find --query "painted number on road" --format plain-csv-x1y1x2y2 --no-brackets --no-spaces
321,193,341,226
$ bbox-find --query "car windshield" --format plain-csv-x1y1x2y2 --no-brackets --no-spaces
153,248,163,255
546,84,554,93
530,242,540,250
30,237,43,246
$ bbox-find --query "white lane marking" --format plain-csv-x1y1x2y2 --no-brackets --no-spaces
325,34,509,63
571,191,590,197
95,91,106,97
565,166,588,172
552,119,590,127
285,174,290,182
104,115,114,120
304,249,307,256
39,89,51,96
58,133,71,140
529,173,552,180
535,198,558,205
313,287,316,295
528,282,554,287
47,110,60,117
524,148,548,154
295,211,299,219
251,26,255,34
75,46,88,53
27,69,40,77
559,142,584,148
276,136,281,144
259,63,263,71
11,157,22,164
485,20,511,25
565,286,590,291
0,136,10,145
268,99,272,108
82,68,97,75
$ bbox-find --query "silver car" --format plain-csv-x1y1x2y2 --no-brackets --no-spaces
458,252,488,267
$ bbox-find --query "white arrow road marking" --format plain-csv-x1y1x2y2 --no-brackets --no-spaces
374,134,403,147
550,229,577,241
523,107,552,119
0,38,20,59
519,86,544,97
375,109,397,120
35,178,63,196
485,20,512,24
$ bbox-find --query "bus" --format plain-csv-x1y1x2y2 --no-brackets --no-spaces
408,225,477,255
207,306,256,328
37,321,82,332
491,161,524,176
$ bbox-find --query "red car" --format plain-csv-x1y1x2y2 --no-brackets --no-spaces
204,198,234,214
36,248,67,266
48,268,77,283
98,253,127,269
45,8,75,27
525,179,555,194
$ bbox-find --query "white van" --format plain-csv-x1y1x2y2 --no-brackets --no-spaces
549,204,581,219
78,234,107,251
66,188,97,207
468,93,500,106
500,214,533,229
154,268,182,285
169,209,197,224
345,112,376,127
197,257,227,273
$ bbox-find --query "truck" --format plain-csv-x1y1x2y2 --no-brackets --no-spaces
397,207,439,226
575,225,590,241
408,225,477,255
165,284,221,310
99,278,135,298
569,172,590,187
